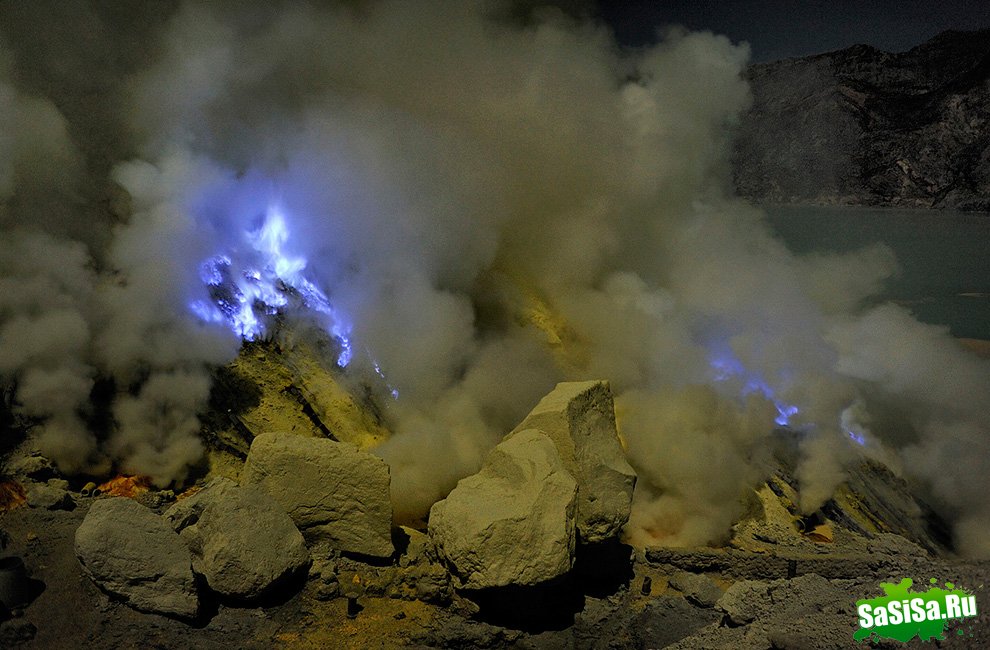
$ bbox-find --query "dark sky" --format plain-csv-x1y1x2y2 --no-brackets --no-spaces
594,0,990,61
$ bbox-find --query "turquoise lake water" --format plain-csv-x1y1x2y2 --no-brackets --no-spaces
764,206,990,340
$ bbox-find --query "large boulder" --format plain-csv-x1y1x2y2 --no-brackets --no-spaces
508,380,636,543
240,432,393,557
74,497,198,619
429,429,577,589
164,477,310,601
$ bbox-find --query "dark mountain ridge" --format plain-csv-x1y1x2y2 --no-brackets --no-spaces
734,28,990,210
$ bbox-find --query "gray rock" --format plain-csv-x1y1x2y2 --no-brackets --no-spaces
665,624,771,650
508,380,636,543
429,429,578,589
385,527,451,604
74,497,198,619
411,564,451,604
669,571,723,607
765,611,863,650
241,432,393,557
866,533,928,558
163,477,238,530
314,580,340,601
26,483,73,510
716,579,771,625
164,477,310,601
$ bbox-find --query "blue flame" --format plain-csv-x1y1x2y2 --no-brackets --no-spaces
373,360,400,399
189,203,353,365
840,404,867,446
710,348,867,446
710,351,799,426
187,201,398,399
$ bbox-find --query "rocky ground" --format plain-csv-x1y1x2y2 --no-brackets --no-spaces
2,495,989,649
2,356,988,648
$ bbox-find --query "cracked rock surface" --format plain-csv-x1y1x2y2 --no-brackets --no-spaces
241,432,393,557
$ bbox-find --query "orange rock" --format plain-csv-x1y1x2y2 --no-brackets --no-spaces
806,523,834,543
97,475,152,499
0,480,26,512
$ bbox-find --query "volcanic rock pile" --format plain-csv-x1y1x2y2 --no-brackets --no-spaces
429,380,636,590
68,380,636,620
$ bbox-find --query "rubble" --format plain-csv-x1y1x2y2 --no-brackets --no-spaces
25,482,73,511
698,574,861,650
508,380,636,543
0,620,36,646
74,497,198,619
5,454,55,481
390,527,451,603
240,432,393,557
716,579,770,625
767,573,850,620
429,429,577,589
164,477,310,601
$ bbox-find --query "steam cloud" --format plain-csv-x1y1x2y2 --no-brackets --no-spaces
0,1,987,555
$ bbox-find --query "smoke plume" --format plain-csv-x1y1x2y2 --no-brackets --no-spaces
0,1,987,555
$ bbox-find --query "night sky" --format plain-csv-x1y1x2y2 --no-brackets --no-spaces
594,0,990,61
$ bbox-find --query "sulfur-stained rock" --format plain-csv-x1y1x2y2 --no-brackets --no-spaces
164,477,310,601
429,429,577,589
508,380,636,543
240,432,393,557
74,497,198,619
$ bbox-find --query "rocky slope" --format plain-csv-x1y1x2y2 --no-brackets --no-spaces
734,29,990,210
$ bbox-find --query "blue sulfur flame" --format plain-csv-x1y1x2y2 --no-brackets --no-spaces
840,405,868,446
709,348,865,446
710,352,799,426
188,204,354,367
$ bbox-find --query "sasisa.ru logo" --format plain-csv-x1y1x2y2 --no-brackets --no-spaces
854,578,979,643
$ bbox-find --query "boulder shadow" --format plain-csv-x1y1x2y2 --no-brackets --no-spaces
462,539,634,632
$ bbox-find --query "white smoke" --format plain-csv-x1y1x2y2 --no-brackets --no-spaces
0,51,104,475
0,1,987,554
